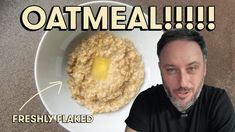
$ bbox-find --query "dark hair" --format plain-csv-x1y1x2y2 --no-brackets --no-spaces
157,29,208,59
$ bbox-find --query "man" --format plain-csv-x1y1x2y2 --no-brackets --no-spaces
125,29,235,132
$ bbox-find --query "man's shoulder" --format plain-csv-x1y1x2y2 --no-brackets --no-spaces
140,84,163,94
131,84,165,110
201,85,235,131
202,84,226,97
137,84,164,100
200,85,229,109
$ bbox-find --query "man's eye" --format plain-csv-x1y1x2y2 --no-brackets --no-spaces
187,66,198,73
166,68,177,74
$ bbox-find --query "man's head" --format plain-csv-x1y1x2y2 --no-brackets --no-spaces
157,29,207,112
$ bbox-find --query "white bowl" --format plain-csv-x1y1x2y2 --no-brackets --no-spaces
35,1,162,131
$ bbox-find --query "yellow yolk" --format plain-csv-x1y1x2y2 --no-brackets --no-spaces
91,56,110,80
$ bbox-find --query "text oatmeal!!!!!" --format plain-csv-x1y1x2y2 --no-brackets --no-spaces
20,5,215,31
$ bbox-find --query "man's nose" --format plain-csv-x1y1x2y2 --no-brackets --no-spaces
179,71,189,88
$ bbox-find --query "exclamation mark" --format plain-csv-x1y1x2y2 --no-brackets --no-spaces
175,6,183,29
185,6,194,30
207,6,215,31
164,6,172,30
196,6,204,30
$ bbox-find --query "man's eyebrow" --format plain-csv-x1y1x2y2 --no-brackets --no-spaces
162,61,200,68
187,61,200,66
163,64,176,68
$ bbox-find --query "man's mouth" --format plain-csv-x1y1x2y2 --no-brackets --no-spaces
174,87,192,100
175,91,190,99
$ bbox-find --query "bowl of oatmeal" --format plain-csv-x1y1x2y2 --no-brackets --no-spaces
34,1,162,132
67,32,144,113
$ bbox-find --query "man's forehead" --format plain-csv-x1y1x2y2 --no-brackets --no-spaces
163,39,199,48
159,40,204,64
160,40,201,54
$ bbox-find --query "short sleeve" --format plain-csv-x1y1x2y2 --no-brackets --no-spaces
210,90,235,132
125,91,152,132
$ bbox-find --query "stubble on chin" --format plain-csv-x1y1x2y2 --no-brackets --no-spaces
163,79,204,112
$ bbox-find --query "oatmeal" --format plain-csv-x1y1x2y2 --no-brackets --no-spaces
67,32,144,113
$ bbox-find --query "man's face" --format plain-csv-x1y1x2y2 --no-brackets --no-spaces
159,40,206,111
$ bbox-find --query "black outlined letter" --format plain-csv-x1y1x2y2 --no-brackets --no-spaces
45,6,67,30
127,6,148,30
149,6,162,30
20,5,46,31
110,6,126,30
64,6,81,30
82,6,108,30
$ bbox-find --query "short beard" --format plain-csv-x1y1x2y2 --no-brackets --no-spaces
163,79,204,112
